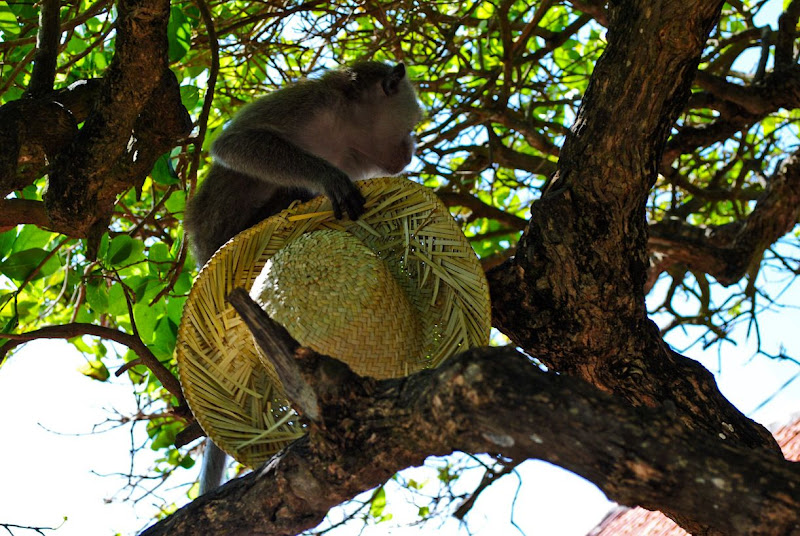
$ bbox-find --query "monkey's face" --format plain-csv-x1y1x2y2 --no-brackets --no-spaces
348,78,422,176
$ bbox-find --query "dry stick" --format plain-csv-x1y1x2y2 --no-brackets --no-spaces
0,323,184,403
226,288,318,420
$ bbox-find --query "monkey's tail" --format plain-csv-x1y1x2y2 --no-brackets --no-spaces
199,439,228,494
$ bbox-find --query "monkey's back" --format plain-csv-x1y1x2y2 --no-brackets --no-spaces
185,165,313,265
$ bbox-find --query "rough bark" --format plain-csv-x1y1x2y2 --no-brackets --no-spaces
0,0,190,243
489,0,778,454
42,0,190,243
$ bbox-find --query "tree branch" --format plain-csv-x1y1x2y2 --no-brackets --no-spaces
0,323,185,404
437,191,528,231
661,64,800,170
649,150,800,285
568,0,608,26
142,291,798,536
776,0,800,69
0,99,77,197
27,0,61,98
487,6,783,510
44,0,174,240
0,0,110,51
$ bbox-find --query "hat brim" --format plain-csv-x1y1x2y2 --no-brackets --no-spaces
176,177,491,467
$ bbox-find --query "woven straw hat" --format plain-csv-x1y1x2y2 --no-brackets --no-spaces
176,177,491,467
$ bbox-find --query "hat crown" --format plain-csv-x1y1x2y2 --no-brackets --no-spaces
251,229,423,378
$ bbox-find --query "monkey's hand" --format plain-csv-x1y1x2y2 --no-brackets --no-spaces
322,172,366,220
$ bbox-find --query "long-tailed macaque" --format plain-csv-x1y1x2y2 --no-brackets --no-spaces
185,61,422,264
184,61,423,493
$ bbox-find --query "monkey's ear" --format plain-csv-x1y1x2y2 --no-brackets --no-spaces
381,63,407,96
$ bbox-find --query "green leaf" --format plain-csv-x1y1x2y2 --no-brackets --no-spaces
0,229,15,260
407,478,423,490
78,359,110,381
151,154,180,186
0,248,60,281
180,85,200,111
150,421,179,450
148,242,170,275
66,34,88,54
96,233,110,261
11,226,54,253
70,336,93,354
164,190,186,215
133,301,158,343
150,318,177,360
90,50,108,71
107,235,135,266
126,276,149,301
168,6,191,62
85,280,110,313
174,271,193,294
1,312,18,334
107,283,130,317
167,295,187,324
369,487,387,519
0,1,19,37
20,184,38,200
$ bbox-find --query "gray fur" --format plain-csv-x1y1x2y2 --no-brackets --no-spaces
185,61,422,265
185,61,422,493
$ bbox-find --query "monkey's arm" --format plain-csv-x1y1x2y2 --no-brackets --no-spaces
211,128,365,220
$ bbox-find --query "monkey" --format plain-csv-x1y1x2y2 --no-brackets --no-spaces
183,61,423,494
185,61,423,264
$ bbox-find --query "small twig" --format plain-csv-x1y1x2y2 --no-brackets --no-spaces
510,0,553,56
0,0,110,51
0,520,65,536
116,357,145,375
481,246,516,271
453,459,519,519
0,323,184,404
175,421,204,447
69,260,99,323
187,0,220,200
